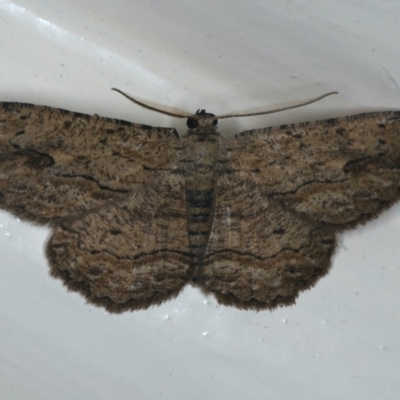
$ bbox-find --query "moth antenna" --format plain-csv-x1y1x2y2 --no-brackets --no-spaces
215,91,338,119
112,88,193,118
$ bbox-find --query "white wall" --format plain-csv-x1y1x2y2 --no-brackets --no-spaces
0,1,399,399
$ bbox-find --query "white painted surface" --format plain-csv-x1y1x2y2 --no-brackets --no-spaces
0,1,399,399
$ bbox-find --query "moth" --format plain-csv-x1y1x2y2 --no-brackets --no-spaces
1,89,399,313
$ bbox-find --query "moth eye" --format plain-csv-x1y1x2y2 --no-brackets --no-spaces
213,119,218,126
187,118,198,129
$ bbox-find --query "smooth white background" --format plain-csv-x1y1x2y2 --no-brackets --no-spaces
0,1,399,399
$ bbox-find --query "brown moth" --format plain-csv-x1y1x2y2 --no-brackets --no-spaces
0,89,399,313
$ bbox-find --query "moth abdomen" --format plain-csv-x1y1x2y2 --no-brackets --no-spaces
185,183,216,260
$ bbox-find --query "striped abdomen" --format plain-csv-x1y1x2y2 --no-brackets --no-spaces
185,177,216,263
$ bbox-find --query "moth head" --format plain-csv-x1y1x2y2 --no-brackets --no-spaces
186,110,218,129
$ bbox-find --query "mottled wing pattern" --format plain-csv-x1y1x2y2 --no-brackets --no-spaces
229,112,400,227
0,102,180,224
200,112,400,309
0,102,188,311
197,174,336,309
47,175,191,312
3,100,400,312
